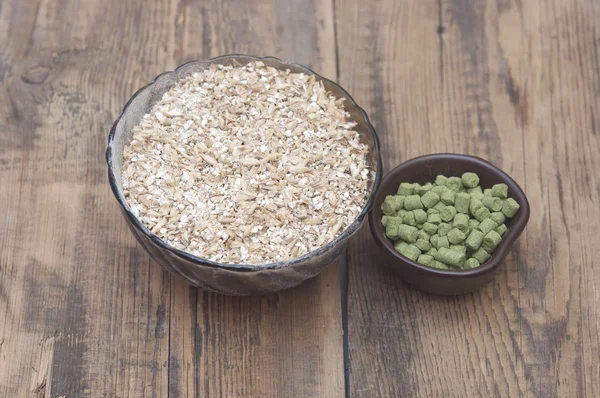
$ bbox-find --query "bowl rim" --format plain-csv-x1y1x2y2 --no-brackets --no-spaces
106,54,383,273
369,153,530,278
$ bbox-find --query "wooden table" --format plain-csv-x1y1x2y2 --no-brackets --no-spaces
1,0,599,396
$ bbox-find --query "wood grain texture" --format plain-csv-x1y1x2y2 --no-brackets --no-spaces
2,0,600,396
335,0,600,396
0,0,343,397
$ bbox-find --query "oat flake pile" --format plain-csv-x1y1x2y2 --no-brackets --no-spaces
122,61,372,265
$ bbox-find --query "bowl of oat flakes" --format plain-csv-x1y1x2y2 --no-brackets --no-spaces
106,55,382,295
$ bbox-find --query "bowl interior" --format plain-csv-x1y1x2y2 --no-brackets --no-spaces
371,153,530,276
107,55,383,271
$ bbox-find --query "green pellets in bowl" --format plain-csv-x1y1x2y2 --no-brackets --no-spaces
380,172,521,270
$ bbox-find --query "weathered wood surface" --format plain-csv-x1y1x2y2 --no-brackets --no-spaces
1,0,599,397
0,0,343,397
336,0,600,397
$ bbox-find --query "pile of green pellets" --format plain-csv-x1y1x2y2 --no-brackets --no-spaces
381,173,521,270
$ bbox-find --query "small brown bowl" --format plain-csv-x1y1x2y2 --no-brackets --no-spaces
369,153,530,295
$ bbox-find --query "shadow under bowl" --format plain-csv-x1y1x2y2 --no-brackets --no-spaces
369,153,530,295
106,54,382,296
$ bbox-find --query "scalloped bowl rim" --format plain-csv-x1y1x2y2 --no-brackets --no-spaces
106,54,383,273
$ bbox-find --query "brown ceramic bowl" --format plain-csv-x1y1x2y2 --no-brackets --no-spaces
369,153,530,295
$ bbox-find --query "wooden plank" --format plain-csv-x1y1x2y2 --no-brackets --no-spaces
0,0,176,396
0,0,344,397
336,0,600,396
517,2,600,396
176,1,344,396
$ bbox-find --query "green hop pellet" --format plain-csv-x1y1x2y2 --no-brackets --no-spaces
469,198,484,215
435,175,448,186
403,211,417,226
435,247,466,267
417,229,430,241
433,201,447,212
431,185,445,196
427,213,442,225
502,198,521,218
415,238,432,252
423,222,438,235
397,209,407,218
482,230,502,252
418,183,433,195
381,215,390,227
400,244,421,261
417,223,424,229
412,182,421,191
464,258,480,269
483,188,492,196
440,206,457,222
490,211,506,225
397,182,414,196
465,229,485,250
417,254,434,266
430,234,439,248
385,224,400,240
404,195,424,210
468,219,480,231
474,206,491,222
437,236,450,249
477,218,499,235
414,209,428,224
445,176,463,192
447,228,467,244
468,186,484,199
432,261,450,270
385,217,408,240
427,208,440,215
438,222,452,237
472,248,491,263
440,188,456,205
386,216,403,227
455,192,471,214
427,247,438,256
453,213,470,233
496,224,508,236
450,244,467,256
491,183,508,199
421,191,440,208
461,172,480,188
395,224,419,243
381,195,404,215
384,218,405,239
394,240,409,253
482,196,504,212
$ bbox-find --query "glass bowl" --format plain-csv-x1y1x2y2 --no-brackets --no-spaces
106,54,382,295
